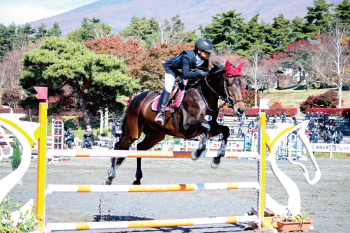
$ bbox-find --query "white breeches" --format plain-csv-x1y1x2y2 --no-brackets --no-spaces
164,73,175,93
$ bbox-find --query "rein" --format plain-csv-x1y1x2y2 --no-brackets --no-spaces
199,73,244,111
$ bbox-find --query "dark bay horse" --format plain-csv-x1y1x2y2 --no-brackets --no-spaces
105,60,246,185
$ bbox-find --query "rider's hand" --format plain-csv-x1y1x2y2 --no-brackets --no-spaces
199,70,209,77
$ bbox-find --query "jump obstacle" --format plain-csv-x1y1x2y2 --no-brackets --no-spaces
0,94,321,232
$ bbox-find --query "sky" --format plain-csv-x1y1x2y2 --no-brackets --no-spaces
0,0,98,26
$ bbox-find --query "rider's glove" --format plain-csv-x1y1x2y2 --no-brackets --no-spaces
199,70,209,77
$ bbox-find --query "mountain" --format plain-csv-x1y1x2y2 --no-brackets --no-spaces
29,0,342,36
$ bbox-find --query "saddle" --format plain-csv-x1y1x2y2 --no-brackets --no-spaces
151,79,188,112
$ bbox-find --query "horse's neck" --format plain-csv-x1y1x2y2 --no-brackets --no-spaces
199,82,219,111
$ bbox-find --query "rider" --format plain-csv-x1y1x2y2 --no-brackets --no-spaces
154,38,215,125
81,125,94,149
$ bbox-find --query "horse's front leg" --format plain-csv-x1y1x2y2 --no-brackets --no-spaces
190,121,211,160
210,124,230,168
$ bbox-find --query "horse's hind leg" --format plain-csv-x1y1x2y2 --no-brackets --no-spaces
105,134,137,185
105,157,125,185
133,131,166,185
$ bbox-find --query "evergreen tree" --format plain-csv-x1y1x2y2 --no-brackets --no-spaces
11,138,21,170
35,23,47,39
304,0,334,35
267,14,292,52
237,14,271,57
119,16,159,41
48,22,62,37
334,0,350,27
67,17,114,42
200,10,245,54
0,24,13,61
291,16,308,40
18,23,36,46
20,37,141,126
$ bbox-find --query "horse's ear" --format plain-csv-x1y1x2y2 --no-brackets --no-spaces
225,60,231,70
237,62,244,72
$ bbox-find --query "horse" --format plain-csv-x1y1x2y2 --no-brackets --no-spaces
105,60,246,185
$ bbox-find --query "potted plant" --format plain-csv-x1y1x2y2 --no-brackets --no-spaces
276,209,312,232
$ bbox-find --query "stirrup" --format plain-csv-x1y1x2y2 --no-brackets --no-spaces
155,112,165,125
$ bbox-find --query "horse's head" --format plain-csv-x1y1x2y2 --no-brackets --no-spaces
221,60,246,116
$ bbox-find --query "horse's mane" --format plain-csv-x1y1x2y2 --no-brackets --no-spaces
210,61,225,75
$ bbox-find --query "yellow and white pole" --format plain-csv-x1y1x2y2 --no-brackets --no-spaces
36,102,48,229
258,112,266,226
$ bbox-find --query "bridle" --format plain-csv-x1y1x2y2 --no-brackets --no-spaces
199,71,244,111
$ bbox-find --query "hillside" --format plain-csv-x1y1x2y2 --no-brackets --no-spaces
29,0,342,36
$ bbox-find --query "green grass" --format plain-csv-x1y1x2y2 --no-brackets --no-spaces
314,152,350,159
260,87,350,109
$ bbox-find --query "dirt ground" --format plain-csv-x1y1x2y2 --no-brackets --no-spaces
1,148,350,233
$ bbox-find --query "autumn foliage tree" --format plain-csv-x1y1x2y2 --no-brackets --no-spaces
270,101,283,108
300,90,341,112
241,87,259,108
85,37,193,90
1,88,22,112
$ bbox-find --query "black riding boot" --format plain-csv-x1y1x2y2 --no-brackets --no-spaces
155,88,170,125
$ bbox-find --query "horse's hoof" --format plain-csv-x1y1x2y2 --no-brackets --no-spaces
133,180,141,185
210,157,221,169
191,150,200,160
104,179,112,185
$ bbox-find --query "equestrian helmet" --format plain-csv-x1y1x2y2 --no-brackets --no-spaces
195,38,215,53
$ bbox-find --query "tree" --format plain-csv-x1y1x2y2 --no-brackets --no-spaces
47,22,62,37
0,24,13,61
270,101,283,108
285,39,320,91
157,15,197,45
1,88,22,112
334,0,350,28
0,50,23,88
119,16,159,42
84,36,144,79
311,24,350,108
138,43,193,90
304,0,334,36
300,90,340,112
238,14,272,57
35,23,47,39
267,14,292,52
67,18,115,42
200,10,246,54
85,37,194,90
17,23,36,50
20,37,141,126
291,16,308,40
245,49,272,107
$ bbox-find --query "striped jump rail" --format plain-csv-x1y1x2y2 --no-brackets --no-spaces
47,215,258,231
47,149,259,159
46,182,260,194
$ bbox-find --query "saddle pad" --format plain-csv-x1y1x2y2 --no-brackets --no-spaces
151,90,185,112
